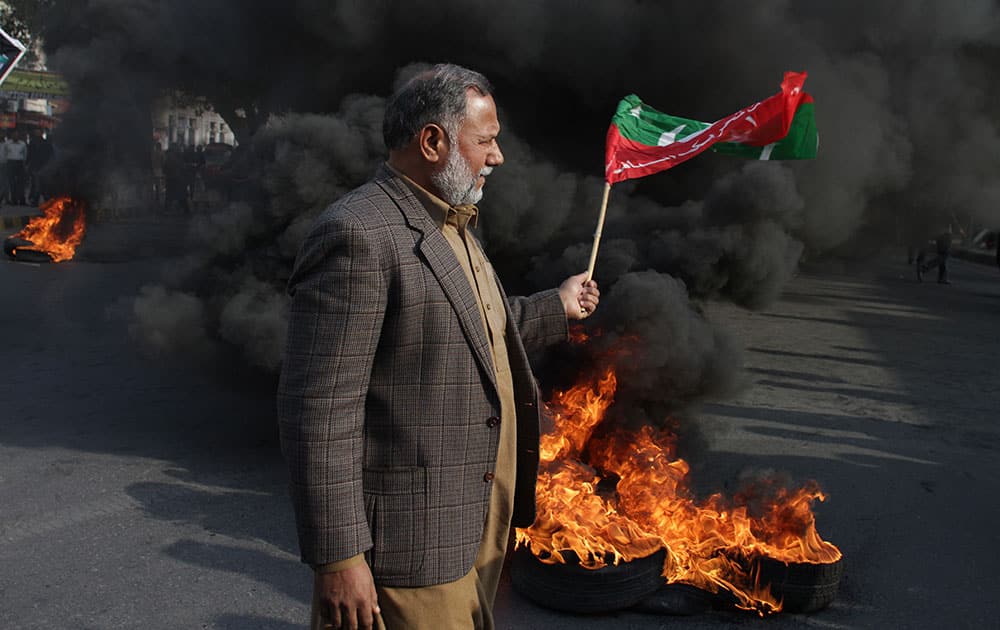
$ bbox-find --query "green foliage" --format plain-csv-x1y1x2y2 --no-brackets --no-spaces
1,0,55,66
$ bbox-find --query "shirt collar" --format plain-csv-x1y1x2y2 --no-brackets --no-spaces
386,163,478,231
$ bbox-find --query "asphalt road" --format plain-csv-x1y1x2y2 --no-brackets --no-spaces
2,231,998,629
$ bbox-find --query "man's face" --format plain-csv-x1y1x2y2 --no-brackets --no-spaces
431,90,504,206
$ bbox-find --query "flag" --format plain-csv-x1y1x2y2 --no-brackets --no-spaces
605,71,816,184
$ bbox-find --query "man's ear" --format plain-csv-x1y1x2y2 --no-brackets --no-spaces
418,124,448,163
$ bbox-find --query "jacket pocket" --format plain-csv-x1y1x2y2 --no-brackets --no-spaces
363,467,427,578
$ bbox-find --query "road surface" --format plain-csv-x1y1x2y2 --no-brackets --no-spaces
2,226,998,629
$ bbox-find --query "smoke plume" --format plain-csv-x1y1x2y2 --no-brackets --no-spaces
34,1,1000,401
592,271,744,412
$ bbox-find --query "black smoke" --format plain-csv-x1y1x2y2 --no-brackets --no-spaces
35,1,1000,408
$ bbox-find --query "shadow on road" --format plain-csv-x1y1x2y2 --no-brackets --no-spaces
0,256,308,622
5,250,1000,629
214,615,301,630
674,256,1000,629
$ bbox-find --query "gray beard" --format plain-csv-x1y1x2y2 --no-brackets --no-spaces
431,146,483,206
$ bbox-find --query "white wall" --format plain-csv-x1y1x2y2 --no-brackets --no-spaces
152,99,235,149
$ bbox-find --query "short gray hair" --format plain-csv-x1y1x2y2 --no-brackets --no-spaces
382,63,493,150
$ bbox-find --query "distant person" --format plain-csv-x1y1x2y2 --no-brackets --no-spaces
193,144,207,202
26,131,53,205
0,133,10,205
904,219,926,265
182,144,203,209
6,132,27,206
917,227,952,284
222,144,263,205
164,143,189,214
151,140,165,206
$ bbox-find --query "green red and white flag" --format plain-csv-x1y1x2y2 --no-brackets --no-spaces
604,71,816,184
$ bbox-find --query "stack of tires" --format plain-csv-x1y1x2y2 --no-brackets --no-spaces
511,546,844,616
3,236,53,263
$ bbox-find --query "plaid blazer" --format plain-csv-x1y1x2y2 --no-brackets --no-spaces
278,166,568,587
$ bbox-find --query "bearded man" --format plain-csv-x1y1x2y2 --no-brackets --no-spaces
278,63,600,630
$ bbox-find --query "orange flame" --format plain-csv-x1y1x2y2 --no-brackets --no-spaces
12,197,86,262
517,354,841,615
567,325,590,345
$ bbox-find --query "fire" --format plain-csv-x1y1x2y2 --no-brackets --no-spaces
11,197,86,262
528,367,666,569
517,352,842,615
567,324,590,345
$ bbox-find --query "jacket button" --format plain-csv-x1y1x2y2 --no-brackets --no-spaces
483,472,495,482
486,416,500,427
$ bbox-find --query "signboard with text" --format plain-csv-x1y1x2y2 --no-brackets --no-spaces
0,70,70,100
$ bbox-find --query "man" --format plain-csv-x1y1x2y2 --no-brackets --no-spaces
150,140,165,206
26,131,53,205
0,133,10,205
916,225,952,284
163,143,188,214
6,131,26,206
278,63,599,630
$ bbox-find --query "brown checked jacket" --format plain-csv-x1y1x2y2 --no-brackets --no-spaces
278,166,568,587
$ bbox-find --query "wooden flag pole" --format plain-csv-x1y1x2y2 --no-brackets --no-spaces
585,182,612,282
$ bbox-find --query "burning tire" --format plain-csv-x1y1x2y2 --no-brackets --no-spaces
756,557,844,613
3,197,86,263
630,582,717,616
511,546,666,613
3,236,53,263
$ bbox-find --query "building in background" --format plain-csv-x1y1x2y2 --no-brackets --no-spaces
0,68,67,136
153,93,235,150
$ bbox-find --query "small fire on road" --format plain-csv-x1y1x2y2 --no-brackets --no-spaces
5,197,87,263
516,337,842,615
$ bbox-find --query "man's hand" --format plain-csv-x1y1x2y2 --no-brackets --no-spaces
559,272,600,320
315,561,380,630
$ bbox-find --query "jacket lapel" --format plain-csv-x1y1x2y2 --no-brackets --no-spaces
374,168,498,391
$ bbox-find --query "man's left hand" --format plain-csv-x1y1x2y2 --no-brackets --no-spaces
559,272,600,320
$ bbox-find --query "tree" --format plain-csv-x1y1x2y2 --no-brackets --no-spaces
0,0,53,65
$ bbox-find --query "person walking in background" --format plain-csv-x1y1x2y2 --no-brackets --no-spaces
164,143,188,214
150,140,165,207
26,131,53,205
903,213,929,266
917,226,952,284
0,133,10,205
182,143,202,209
4,132,27,206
